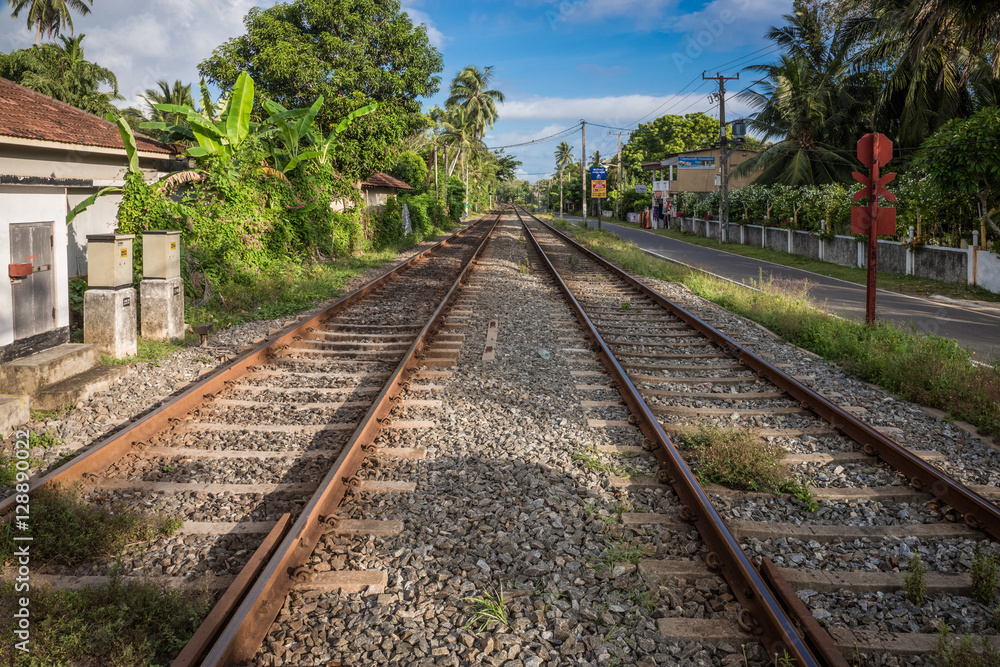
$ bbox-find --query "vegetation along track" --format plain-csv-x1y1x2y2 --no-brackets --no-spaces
0,212,501,665
514,206,1000,666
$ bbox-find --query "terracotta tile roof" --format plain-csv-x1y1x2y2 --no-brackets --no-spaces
362,171,414,190
0,77,173,155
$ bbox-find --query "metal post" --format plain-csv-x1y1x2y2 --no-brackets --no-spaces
581,121,587,228
867,136,880,327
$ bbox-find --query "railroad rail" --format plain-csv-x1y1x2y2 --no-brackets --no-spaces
0,212,501,665
513,206,1000,665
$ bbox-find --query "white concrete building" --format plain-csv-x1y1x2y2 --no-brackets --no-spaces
0,77,183,362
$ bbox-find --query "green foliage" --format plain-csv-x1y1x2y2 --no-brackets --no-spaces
198,0,444,182
913,107,1000,234
680,424,803,494
934,625,1000,667
462,584,510,633
904,552,927,604
0,577,210,667
392,151,429,189
0,34,119,116
621,112,718,180
972,550,1000,605
0,485,181,567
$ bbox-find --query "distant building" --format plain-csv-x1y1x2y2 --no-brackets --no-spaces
0,77,183,361
361,172,414,209
642,146,761,196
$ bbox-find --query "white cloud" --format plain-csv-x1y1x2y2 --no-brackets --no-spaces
403,6,447,49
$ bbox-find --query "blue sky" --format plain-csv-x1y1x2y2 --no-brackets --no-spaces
0,0,792,181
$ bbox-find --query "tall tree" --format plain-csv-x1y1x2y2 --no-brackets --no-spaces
135,79,196,141
446,65,505,139
199,0,443,181
0,34,121,115
9,0,94,45
554,141,574,218
620,112,718,179
734,5,864,185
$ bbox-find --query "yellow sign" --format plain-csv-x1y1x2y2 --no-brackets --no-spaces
591,181,607,199
170,242,177,250
120,249,128,258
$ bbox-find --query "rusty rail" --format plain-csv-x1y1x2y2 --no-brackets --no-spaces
514,209,823,666
199,210,503,664
0,217,488,515
523,209,1000,542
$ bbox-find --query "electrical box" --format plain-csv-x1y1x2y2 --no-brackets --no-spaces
143,231,181,280
87,234,134,289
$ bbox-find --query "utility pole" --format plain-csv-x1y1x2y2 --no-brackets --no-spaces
609,131,630,220
433,144,439,202
581,121,587,228
703,71,739,242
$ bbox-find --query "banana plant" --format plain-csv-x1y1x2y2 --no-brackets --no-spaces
141,71,255,161
261,96,325,173
308,103,378,166
66,114,140,224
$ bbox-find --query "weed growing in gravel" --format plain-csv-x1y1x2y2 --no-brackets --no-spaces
569,255,580,268
972,549,1000,604
0,574,211,666
904,552,928,604
518,258,531,274
31,406,71,421
0,454,41,486
0,485,182,566
559,225,1000,440
162,463,178,474
28,431,62,449
571,448,638,477
621,301,631,310
462,584,510,632
621,585,659,613
681,424,804,495
934,624,1000,666
594,537,647,568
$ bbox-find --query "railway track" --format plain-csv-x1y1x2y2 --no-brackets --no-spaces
0,212,500,665
513,207,1000,666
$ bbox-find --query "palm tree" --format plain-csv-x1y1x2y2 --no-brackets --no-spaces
9,0,94,45
137,80,196,141
734,7,864,185
554,141,574,218
9,34,121,115
440,107,484,219
446,65,505,140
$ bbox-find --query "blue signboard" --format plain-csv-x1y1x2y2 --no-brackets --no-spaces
677,156,716,169
590,167,607,180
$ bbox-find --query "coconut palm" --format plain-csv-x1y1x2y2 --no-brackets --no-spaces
137,80,196,142
7,34,121,115
446,65,505,140
440,107,485,219
9,0,94,44
882,0,1000,78
734,7,864,185
554,141,574,218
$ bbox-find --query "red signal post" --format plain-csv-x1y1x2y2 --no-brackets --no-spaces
852,133,897,327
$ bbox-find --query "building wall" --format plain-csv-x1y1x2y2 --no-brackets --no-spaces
665,149,760,194
67,190,122,278
0,185,70,352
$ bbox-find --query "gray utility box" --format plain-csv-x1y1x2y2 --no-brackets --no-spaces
143,231,181,280
87,234,134,289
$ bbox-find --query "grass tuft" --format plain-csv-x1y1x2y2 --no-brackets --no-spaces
680,424,807,497
934,624,1000,667
462,584,510,633
0,576,211,666
972,550,1000,605
904,552,927,604
0,485,182,567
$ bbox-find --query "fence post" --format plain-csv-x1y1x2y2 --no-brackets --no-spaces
819,221,826,262
787,228,793,254
972,231,980,285
906,226,915,276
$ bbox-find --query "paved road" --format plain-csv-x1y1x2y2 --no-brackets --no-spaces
556,216,1000,359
